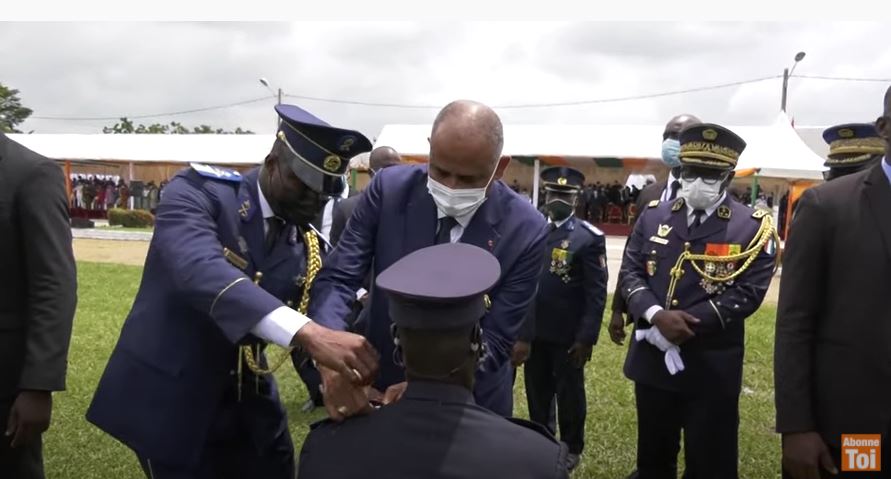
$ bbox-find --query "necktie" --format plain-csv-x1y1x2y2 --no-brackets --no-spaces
689,210,705,233
668,180,681,200
435,216,458,244
266,217,284,252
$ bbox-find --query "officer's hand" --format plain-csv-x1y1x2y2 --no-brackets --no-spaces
318,366,373,422
382,382,408,405
293,321,379,385
608,311,627,345
511,341,531,367
651,310,699,344
782,432,838,479
5,390,52,448
567,342,593,369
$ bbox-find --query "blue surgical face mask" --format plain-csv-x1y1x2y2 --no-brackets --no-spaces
661,139,681,168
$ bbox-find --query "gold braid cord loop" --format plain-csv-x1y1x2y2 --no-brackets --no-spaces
665,214,777,309
241,229,321,376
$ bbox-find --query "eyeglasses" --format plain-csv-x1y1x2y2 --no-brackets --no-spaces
679,169,729,185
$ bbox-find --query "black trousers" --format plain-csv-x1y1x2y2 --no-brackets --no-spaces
524,340,587,454
135,376,294,479
633,382,739,479
0,399,45,479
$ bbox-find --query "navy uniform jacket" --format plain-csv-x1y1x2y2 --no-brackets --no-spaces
619,196,775,397
526,216,608,346
298,381,569,479
310,164,548,415
87,166,311,468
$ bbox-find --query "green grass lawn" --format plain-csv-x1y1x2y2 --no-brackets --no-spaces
46,262,781,478
96,226,154,233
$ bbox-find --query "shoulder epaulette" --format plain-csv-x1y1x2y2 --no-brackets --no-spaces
190,162,243,183
647,200,660,208
580,220,604,236
751,209,768,219
671,197,685,212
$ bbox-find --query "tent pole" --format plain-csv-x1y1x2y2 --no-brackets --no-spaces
751,173,759,205
532,158,541,208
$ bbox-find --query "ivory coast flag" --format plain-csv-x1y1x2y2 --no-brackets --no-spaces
705,243,741,256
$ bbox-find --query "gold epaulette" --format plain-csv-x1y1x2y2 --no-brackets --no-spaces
751,209,768,219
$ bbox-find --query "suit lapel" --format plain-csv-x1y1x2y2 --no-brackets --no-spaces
863,164,891,263
237,170,266,269
402,174,438,254
459,182,504,255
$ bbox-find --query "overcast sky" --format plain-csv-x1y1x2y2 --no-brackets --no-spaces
2,21,889,138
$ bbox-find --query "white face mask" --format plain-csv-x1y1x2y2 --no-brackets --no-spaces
427,164,498,218
679,177,723,210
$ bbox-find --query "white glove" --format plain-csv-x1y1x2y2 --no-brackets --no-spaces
634,328,686,376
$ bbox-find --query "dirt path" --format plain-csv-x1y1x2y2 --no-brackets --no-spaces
73,238,149,266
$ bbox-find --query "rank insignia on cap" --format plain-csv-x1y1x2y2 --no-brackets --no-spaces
838,128,854,138
540,166,585,191
338,135,356,152
558,177,568,185
717,205,732,220
672,198,685,212
679,123,746,170
822,123,885,168
702,129,718,141
657,224,673,238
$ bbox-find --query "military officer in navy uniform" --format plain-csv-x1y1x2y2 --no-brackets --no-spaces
821,122,885,181
86,104,380,479
514,166,608,472
298,242,569,479
619,123,778,478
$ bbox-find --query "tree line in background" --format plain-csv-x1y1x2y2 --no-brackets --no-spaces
1,82,253,134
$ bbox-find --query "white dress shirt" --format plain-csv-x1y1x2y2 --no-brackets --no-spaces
643,192,726,323
320,183,350,241
248,181,310,348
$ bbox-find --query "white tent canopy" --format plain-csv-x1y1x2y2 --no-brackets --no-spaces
6,133,276,165
374,112,827,180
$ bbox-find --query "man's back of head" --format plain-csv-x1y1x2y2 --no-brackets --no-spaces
298,243,569,479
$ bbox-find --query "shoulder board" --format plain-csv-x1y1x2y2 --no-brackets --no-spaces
190,162,243,183
647,200,660,208
580,220,603,236
671,197,685,212
505,417,559,444
751,209,768,219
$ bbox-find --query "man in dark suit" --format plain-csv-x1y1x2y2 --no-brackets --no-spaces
515,166,608,471
329,146,402,247
298,242,568,479
293,146,402,413
87,105,379,479
619,123,777,478
0,133,77,479
608,113,701,345
309,100,549,418
775,87,891,479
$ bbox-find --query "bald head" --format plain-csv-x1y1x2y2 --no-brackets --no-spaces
432,100,504,161
663,114,701,140
428,100,509,190
369,146,401,173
